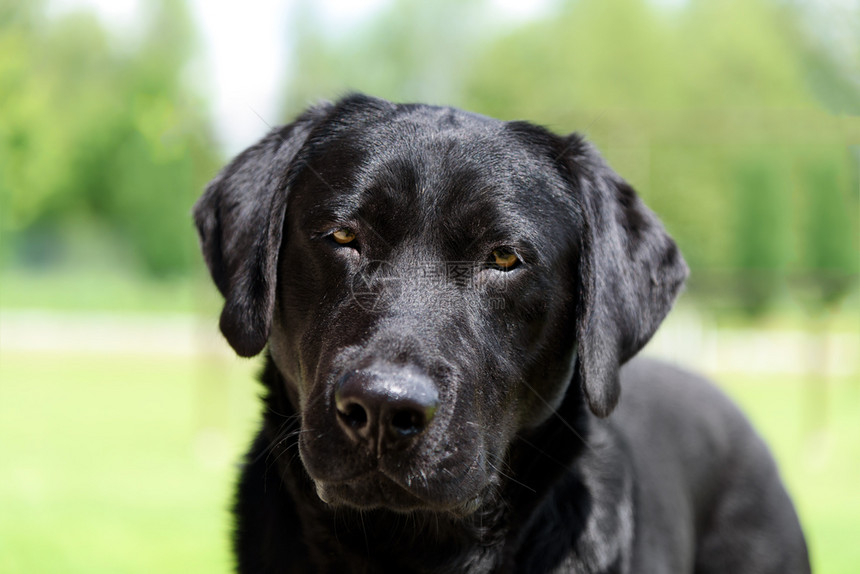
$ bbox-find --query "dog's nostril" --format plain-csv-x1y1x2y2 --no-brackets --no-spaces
338,401,368,430
334,365,439,446
390,409,426,437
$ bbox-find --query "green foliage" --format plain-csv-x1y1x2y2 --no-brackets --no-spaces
732,154,792,314
0,0,219,276
799,149,859,305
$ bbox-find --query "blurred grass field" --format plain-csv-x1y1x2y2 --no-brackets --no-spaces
0,349,260,574
1,346,858,573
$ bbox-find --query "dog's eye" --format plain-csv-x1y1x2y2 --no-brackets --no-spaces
331,229,356,245
490,248,520,270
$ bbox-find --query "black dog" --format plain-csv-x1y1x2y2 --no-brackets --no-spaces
194,94,810,573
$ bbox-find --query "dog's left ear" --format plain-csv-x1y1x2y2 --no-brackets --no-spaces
562,135,689,417
193,104,332,357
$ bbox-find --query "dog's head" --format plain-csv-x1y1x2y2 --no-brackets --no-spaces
194,94,687,514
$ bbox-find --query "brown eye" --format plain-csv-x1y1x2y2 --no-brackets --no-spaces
332,229,356,245
491,248,520,270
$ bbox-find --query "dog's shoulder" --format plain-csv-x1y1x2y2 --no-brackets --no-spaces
610,358,809,573
613,356,768,479
617,358,747,426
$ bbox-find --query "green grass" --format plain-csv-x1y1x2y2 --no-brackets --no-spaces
1,349,858,573
0,350,261,574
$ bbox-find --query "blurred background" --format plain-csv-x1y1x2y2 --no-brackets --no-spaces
0,0,857,572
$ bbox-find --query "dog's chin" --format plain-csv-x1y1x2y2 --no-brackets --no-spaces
313,472,486,517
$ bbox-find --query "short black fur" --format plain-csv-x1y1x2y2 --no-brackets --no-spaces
194,94,810,573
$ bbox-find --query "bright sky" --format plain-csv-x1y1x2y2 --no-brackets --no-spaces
189,0,295,153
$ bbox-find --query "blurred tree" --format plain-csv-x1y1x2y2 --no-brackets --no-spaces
800,153,859,306
789,0,860,117
464,0,677,120
0,0,218,276
787,1,860,309
732,157,792,315
284,0,485,116
678,0,810,109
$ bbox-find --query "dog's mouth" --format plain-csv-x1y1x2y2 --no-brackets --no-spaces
313,470,488,516
308,448,494,515
314,471,425,511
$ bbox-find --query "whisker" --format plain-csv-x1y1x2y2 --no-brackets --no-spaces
358,509,370,558
264,404,300,421
513,433,571,471
486,456,536,494
248,421,297,466
518,378,599,457
255,386,333,468
264,429,310,471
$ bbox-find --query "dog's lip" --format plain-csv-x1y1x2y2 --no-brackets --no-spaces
313,466,487,513
314,469,429,510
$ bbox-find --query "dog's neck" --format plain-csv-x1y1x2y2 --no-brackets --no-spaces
236,356,633,574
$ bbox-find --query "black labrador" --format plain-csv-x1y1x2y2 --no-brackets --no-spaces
193,94,810,573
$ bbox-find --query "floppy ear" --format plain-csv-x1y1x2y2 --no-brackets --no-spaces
563,135,689,417
193,105,331,357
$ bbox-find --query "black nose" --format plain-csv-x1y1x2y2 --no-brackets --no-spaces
334,365,439,448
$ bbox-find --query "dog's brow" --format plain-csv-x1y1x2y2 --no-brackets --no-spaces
245,106,395,251
460,222,492,256
300,160,393,251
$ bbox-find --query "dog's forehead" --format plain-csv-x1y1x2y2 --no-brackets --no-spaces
299,104,573,218
283,102,585,263
349,105,537,174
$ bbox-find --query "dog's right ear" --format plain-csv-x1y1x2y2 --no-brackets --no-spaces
193,104,332,357
562,135,688,417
